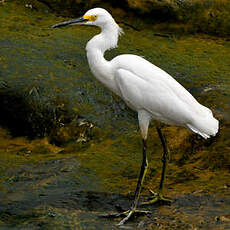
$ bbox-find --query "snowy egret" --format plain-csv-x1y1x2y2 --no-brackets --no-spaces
52,8,219,225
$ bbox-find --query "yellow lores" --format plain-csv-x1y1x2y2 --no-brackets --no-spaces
83,15,98,22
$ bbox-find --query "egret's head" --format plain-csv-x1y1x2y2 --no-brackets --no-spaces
52,8,116,29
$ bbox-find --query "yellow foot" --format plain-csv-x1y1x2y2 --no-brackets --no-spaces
101,209,151,226
141,189,172,205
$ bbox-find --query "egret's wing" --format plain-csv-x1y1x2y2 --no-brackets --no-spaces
115,68,192,126
112,54,212,117
115,67,218,137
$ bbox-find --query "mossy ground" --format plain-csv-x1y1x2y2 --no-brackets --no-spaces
0,1,230,229
11,0,230,37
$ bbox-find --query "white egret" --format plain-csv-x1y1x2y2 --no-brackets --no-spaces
52,8,219,225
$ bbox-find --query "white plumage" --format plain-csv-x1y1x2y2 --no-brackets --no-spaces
82,8,218,140
112,54,218,139
53,7,219,225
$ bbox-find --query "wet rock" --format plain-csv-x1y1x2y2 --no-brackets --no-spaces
49,116,95,146
216,214,230,223
0,85,95,144
0,86,54,138
12,0,230,36
1,2,230,229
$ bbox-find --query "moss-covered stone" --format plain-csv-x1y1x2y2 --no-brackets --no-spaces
11,0,230,36
0,2,230,229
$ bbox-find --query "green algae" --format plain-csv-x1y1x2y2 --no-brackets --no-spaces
12,0,230,37
0,1,230,229
0,126,230,229
1,1,230,134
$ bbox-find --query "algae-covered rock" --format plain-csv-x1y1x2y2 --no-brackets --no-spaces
123,0,230,36
12,0,230,36
0,2,230,229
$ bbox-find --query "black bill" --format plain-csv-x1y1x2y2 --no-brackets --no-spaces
52,17,88,28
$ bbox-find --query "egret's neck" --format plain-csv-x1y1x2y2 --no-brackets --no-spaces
86,20,121,55
85,21,122,93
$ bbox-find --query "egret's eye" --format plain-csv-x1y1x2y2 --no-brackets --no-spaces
83,15,98,22
91,15,98,21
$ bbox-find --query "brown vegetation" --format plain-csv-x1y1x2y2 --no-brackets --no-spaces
14,0,230,36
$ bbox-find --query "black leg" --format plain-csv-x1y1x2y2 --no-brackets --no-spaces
156,127,169,195
141,127,171,205
116,139,150,226
131,139,148,209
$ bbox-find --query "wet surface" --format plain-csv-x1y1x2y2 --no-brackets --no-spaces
1,154,230,230
0,126,230,229
0,2,230,230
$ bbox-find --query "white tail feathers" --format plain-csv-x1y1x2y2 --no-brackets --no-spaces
187,115,219,139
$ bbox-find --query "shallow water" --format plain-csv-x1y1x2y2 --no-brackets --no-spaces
0,2,230,229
